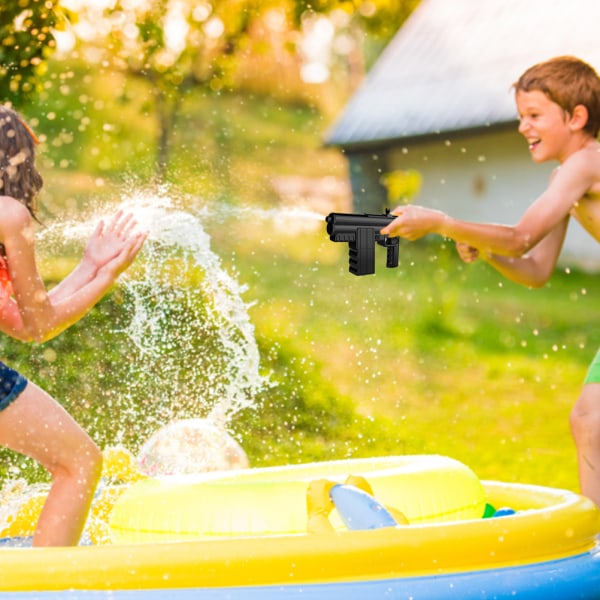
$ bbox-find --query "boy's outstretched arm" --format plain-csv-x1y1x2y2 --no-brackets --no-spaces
380,205,532,256
381,150,594,257
457,216,569,288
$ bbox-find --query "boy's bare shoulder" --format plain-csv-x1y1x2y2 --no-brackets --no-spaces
560,141,600,190
567,145,600,239
579,142,600,194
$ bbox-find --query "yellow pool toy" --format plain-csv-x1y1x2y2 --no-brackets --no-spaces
110,454,485,542
0,454,598,599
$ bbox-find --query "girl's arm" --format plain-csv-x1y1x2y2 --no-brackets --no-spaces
46,211,140,303
0,198,146,343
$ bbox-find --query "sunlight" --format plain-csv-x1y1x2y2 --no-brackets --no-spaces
164,1,190,55
299,15,335,84
60,0,115,10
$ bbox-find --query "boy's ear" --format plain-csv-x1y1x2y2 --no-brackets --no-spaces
570,104,589,131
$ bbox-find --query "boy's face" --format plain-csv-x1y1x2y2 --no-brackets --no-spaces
515,90,571,163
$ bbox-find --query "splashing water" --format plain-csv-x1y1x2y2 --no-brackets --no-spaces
196,203,326,235
0,188,332,539
39,188,269,440
120,190,269,428
3,186,328,454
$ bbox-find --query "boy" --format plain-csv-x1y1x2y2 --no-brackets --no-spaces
381,56,600,506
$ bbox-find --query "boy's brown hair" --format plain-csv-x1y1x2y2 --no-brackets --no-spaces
514,56,600,138
0,105,43,220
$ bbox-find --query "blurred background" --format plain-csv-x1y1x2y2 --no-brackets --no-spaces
0,0,598,493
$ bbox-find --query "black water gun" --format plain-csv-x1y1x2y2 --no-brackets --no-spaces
325,210,399,276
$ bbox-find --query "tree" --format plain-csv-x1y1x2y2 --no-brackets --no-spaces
0,1,68,108
69,0,419,176
103,0,313,176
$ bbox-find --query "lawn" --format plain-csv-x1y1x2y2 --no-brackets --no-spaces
206,208,600,491
2,60,598,495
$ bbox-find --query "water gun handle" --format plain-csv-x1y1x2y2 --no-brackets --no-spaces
386,240,399,269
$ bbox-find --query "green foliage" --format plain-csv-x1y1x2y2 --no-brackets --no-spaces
30,58,341,205
358,0,422,40
3,31,596,494
61,0,419,173
0,0,68,107
236,340,406,466
97,0,290,172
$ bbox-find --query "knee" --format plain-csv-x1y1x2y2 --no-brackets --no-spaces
570,386,600,443
81,440,103,485
51,439,103,486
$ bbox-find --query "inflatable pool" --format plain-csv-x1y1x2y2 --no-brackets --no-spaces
0,454,599,599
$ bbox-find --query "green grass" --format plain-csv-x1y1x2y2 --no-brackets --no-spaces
208,216,600,491
3,58,598,495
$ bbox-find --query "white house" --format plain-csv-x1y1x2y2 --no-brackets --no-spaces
325,0,600,267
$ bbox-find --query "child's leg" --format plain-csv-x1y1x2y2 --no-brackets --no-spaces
570,383,600,506
0,381,103,546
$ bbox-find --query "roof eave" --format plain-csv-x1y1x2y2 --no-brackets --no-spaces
324,120,519,153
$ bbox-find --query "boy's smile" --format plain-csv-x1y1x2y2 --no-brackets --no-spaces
515,89,572,163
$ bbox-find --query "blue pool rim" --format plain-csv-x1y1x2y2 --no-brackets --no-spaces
0,545,598,599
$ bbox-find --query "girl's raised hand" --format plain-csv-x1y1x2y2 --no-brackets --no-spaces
84,211,145,271
102,225,148,279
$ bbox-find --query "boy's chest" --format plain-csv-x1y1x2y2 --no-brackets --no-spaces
572,194,600,242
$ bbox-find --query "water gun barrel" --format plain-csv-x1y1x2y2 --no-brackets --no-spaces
325,212,395,241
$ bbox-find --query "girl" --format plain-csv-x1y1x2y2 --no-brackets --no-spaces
0,105,147,546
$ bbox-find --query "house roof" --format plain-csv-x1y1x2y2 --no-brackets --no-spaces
326,0,600,149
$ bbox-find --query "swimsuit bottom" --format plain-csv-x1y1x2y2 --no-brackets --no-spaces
584,349,600,384
0,360,27,412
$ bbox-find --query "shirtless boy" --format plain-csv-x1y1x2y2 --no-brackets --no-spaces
381,56,600,506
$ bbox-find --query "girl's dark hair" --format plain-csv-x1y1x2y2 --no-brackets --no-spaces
0,105,43,221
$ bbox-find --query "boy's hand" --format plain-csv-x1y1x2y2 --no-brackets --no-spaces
380,205,446,240
456,241,479,263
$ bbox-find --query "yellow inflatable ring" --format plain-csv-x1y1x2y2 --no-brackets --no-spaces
1,455,599,597
110,454,486,543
